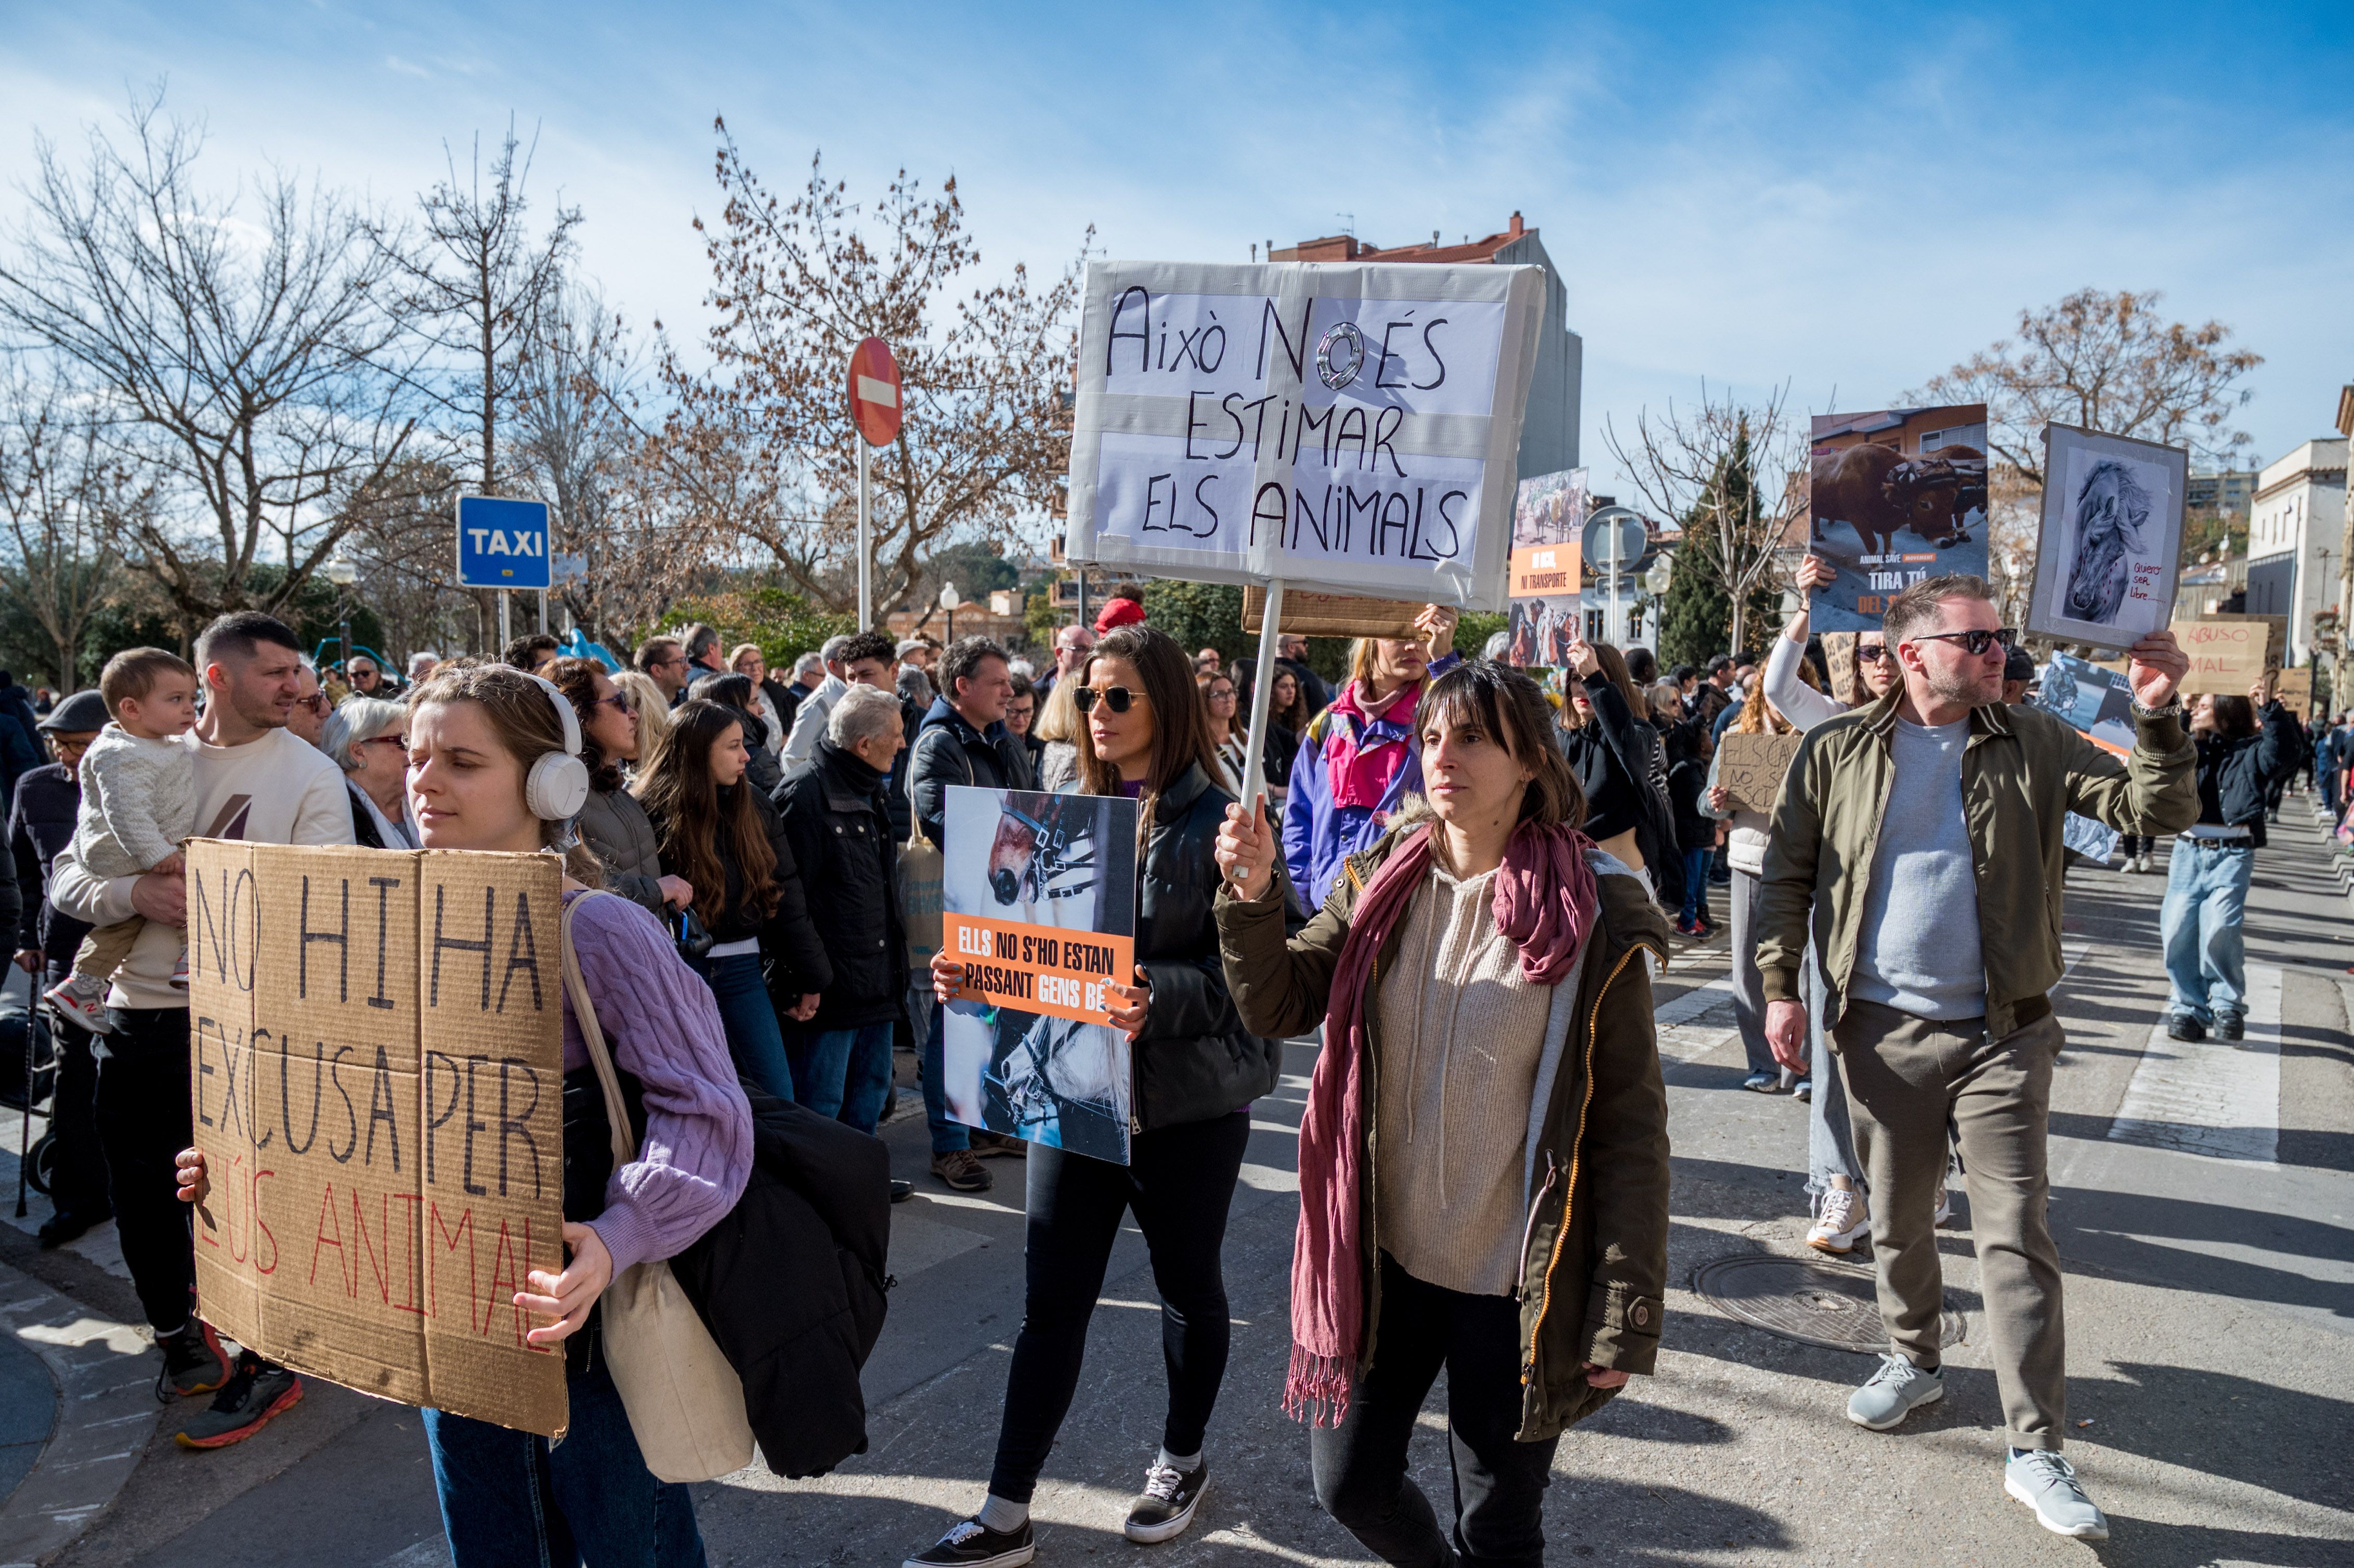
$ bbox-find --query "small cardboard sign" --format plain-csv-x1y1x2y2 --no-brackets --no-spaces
2198,613,2286,677
1717,731,1804,814
1240,585,1424,639
2275,666,2312,718
1820,632,1859,707
2173,619,2271,696
186,841,569,1438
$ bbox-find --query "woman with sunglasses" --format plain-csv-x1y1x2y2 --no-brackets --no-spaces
905,625,1279,1567
549,658,696,921
1198,670,1247,789
1765,555,1941,1257
320,697,419,849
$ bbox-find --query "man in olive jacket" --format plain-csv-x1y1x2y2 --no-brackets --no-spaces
1756,574,2192,1543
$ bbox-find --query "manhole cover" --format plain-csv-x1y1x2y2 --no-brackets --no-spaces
1692,1253,1965,1354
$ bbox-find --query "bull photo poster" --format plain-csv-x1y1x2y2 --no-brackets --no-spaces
1807,404,1990,632
1508,467,1587,667
2025,424,2188,651
185,841,570,1438
939,785,1140,1166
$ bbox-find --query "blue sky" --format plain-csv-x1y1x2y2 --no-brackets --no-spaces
5,0,2349,506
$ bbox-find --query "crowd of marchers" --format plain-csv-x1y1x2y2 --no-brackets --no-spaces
6,549,2308,1564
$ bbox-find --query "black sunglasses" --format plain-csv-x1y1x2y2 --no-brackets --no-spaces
1908,627,2018,657
1855,643,1892,663
1073,685,1148,714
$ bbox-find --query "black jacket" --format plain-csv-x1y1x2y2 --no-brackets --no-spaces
7,761,75,958
2193,701,2300,847
1668,757,1716,852
1276,655,1331,720
1131,763,1282,1130
1560,672,1684,912
670,1082,891,1479
772,741,908,1029
909,696,1033,848
644,788,833,995
882,697,922,843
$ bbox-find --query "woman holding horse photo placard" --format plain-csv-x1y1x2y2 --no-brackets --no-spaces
178,664,753,1567
906,625,1279,1567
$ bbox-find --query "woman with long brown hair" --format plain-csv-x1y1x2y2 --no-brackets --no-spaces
546,657,694,919
904,625,1279,1565
636,698,831,1103
1705,665,1817,1094
1214,659,1670,1567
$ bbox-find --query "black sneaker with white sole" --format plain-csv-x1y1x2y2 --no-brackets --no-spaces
904,1517,1035,1567
1124,1459,1208,1544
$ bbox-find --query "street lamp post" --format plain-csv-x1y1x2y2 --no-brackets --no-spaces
325,554,358,681
939,582,961,645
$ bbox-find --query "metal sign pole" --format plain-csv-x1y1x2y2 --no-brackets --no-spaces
499,589,511,651
857,440,872,633
1608,521,1623,645
1237,578,1287,827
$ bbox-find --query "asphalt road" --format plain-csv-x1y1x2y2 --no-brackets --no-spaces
5,800,2351,1567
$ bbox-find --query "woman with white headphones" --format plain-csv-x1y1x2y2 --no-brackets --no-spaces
178,663,753,1566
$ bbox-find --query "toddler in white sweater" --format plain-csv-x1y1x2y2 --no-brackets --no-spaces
43,648,199,1032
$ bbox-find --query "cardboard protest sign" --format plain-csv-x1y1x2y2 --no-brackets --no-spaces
186,841,568,1438
2030,651,2138,757
1807,404,1989,632
938,787,1139,1165
1507,468,1587,666
2201,612,2287,678
2275,666,2312,718
2025,424,2188,651
1716,733,1804,814
1062,260,1545,610
1241,585,1424,638
2174,619,2270,696
1820,632,1859,707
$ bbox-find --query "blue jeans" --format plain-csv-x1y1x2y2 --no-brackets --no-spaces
688,950,793,1103
2161,839,2253,1025
921,1001,970,1155
788,1021,895,1133
423,1338,706,1568
1679,846,1713,926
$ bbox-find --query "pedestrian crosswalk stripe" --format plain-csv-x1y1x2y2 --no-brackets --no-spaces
2108,963,2281,1166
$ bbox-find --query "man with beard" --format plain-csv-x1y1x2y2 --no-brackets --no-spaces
1755,574,2191,1542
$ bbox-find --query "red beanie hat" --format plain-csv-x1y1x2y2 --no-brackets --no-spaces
1094,593,1147,634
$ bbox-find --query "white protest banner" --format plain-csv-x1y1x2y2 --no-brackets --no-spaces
1062,260,1544,610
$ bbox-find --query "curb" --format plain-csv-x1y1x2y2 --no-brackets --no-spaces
0,1260,159,1567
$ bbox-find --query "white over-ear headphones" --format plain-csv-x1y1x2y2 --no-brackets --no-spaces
520,673,592,823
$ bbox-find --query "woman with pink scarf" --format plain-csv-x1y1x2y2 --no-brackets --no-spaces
1215,659,1671,1567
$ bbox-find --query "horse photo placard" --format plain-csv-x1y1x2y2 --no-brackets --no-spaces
1806,404,1990,632
938,786,1140,1166
1061,259,1546,610
1507,467,1587,667
2025,424,2188,652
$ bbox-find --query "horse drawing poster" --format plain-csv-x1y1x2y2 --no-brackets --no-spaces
1060,259,1546,610
939,786,1140,1165
2026,424,2188,652
1508,467,1587,668
1806,404,1990,632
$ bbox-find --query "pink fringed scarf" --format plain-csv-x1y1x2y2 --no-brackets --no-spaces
1284,817,1599,1426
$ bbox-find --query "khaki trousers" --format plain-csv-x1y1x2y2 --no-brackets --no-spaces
1832,997,2067,1452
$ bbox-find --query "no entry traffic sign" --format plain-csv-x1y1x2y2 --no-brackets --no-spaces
848,336,901,447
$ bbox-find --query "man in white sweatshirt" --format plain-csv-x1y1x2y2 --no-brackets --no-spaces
49,611,353,1446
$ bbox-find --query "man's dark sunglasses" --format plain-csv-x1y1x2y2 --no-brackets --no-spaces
1073,685,1147,714
1908,627,2018,657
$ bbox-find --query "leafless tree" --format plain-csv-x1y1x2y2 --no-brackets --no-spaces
0,358,139,686
656,128,1084,617
1607,382,1807,655
1911,288,2261,487
0,92,424,634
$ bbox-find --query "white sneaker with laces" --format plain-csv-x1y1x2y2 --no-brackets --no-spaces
1807,1187,1869,1254
2005,1450,2109,1539
1932,1187,1952,1226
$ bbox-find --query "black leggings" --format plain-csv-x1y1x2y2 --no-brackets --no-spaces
987,1110,1251,1502
1311,1253,1559,1568
95,1007,197,1333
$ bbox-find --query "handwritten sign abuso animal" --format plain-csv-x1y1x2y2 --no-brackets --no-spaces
1061,260,1546,610
1717,732,1804,814
2173,619,2270,696
186,841,568,1438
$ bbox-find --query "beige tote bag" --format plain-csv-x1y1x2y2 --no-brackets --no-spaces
559,894,755,1484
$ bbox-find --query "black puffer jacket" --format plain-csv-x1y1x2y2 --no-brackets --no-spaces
771,740,908,1029
2192,699,2300,847
1130,762,1282,1129
644,787,832,996
909,697,1032,848
8,761,76,959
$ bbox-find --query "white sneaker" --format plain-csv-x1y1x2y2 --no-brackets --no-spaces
42,974,113,1034
1807,1187,1869,1254
1932,1187,1952,1226
2005,1450,2109,1539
